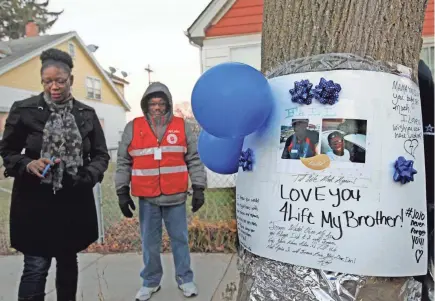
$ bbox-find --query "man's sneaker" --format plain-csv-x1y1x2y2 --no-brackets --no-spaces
178,282,198,297
135,286,161,301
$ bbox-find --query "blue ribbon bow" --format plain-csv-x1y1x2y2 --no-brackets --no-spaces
289,80,314,105
239,148,254,171
393,156,417,184
311,77,342,105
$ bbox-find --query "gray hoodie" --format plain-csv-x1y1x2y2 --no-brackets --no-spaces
114,82,207,206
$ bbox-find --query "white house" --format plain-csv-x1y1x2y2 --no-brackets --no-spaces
186,0,262,73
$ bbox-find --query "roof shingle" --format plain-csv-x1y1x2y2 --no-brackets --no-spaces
0,32,71,69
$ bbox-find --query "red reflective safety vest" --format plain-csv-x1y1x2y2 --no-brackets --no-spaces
128,116,188,197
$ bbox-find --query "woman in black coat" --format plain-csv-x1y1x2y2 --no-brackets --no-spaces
0,48,109,301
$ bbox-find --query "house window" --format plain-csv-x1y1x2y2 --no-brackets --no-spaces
68,42,76,59
420,45,435,76
86,77,102,100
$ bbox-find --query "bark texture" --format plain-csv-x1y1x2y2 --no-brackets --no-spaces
261,0,428,77
237,1,429,300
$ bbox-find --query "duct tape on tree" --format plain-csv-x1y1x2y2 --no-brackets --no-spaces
236,70,427,276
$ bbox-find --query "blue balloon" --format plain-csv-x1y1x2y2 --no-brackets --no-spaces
197,130,243,175
192,62,273,139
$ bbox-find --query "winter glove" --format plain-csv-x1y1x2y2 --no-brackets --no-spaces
191,185,205,213
117,186,136,218
72,168,94,188
61,168,93,188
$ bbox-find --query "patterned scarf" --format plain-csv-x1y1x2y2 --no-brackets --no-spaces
41,93,83,192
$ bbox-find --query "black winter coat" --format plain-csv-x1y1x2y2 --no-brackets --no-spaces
0,94,110,256
419,60,434,206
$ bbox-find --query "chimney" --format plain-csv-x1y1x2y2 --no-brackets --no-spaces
25,21,39,37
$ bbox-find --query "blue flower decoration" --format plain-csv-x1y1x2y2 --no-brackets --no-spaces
289,80,314,105
393,156,417,184
239,148,254,171
311,77,342,105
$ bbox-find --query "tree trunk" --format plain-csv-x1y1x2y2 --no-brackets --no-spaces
237,1,429,301
262,0,427,78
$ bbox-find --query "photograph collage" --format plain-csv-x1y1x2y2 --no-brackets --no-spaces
279,118,368,168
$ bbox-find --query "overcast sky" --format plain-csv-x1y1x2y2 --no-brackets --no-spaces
46,0,210,120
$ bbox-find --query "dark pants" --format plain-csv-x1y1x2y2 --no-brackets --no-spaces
18,254,78,301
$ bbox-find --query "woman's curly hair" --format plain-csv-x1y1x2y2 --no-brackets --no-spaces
40,48,74,74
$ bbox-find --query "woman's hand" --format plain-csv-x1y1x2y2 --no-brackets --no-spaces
26,158,60,178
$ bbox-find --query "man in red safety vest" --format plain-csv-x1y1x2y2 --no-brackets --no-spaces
115,82,207,301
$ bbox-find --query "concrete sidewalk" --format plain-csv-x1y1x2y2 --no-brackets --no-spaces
0,253,240,301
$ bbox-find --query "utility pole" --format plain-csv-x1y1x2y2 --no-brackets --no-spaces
145,64,154,86
236,1,429,301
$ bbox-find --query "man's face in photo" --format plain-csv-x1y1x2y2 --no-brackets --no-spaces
294,122,308,140
329,135,344,153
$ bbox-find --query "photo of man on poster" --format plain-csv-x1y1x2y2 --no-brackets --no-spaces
326,131,351,162
321,118,367,164
281,119,319,160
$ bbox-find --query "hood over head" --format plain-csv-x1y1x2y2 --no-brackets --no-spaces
140,82,173,115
